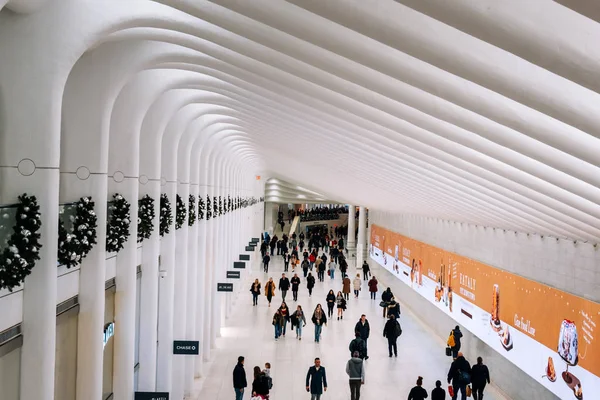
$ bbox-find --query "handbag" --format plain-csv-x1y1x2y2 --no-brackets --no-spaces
379,301,387,307
445,346,452,357
448,385,454,398
466,385,472,397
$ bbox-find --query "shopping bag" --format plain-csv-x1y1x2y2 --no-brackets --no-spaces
445,346,452,357
448,385,454,398
466,385,472,397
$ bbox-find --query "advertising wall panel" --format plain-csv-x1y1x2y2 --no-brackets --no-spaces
370,224,599,400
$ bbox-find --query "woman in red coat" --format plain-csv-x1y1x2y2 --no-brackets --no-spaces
368,276,378,300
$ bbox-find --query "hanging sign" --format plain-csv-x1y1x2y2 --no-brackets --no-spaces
245,246,254,251
135,393,169,400
239,254,250,261
227,271,241,279
233,261,246,269
217,282,234,292
173,340,200,355
251,237,260,243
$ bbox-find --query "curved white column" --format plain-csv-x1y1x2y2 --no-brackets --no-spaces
357,206,367,266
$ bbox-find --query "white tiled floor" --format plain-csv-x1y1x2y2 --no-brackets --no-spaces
190,249,508,400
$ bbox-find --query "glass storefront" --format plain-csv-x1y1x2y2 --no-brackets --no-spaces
54,306,79,400
0,342,21,400
103,287,115,400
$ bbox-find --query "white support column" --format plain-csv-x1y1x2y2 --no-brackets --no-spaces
347,205,356,259
357,206,367,266
194,189,207,377
184,186,199,395
110,178,139,400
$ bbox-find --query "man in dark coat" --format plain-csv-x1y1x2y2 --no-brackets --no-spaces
263,253,271,273
361,260,370,281
448,352,471,400
471,357,491,400
306,358,328,399
279,273,290,302
450,325,463,359
291,273,301,301
383,314,402,357
349,331,366,360
232,356,247,400
354,314,371,359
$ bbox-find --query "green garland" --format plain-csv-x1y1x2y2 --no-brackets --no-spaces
106,193,131,253
188,195,197,226
137,195,155,243
0,194,43,292
58,196,98,269
206,195,212,219
175,194,187,230
198,196,205,220
160,194,172,237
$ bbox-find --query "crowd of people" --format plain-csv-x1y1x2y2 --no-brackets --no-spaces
298,205,349,221
238,232,492,400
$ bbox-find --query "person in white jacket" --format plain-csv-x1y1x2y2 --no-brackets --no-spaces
353,274,362,298
346,351,365,400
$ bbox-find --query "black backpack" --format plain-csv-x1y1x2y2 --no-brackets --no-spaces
350,339,365,357
394,321,402,337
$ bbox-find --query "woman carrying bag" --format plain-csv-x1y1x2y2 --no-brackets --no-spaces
311,304,327,343
250,279,262,306
336,291,347,320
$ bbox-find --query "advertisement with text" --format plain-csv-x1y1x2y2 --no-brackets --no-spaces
369,224,599,400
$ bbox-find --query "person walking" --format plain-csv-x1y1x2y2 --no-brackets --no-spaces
317,258,326,282
326,289,336,318
307,272,316,297
383,314,402,357
471,357,491,400
339,256,348,278
299,239,305,252
408,376,428,400
279,273,290,302
264,278,276,307
447,352,471,400
448,325,463,359
311,304,327,343
263,252,271,273
309,252,316,270
250,278,261,306
291,304,307,340
260,241,267,258
251,366,270,400
272,309,284,340
361,260,370,281
306,358,328,400
328,259,336,280
354,314,370,359
283,252,290,272
431,380,446,400
291,273,301,301
269,238,276,257
381,288,393,318
346,351,365,400
336,291,346,320
387,297,401,320
353,274,362,298
233,356,247,400
302,258,310,278
368,276,378,300
342,275,351,300
278,302,290,337
349,331,366,359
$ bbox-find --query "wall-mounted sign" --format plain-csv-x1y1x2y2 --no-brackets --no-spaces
239,254,250,261
135,392,169,400
173,340,200,355
233,261,245,269
103,322,115,348
251,237,260,243
217,283,233,292
227,271,241,279
248,242,256,247
245,246,254,251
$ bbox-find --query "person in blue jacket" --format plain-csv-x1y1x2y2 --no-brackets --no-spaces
306,358,328,400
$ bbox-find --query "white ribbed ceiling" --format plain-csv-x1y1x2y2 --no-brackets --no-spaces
264,178,339,204
2,0,600,242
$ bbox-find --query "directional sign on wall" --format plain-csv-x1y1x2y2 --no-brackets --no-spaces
245,246,254,251
173,340,200,355
239,254,250,261
217,282,234,292
248,242,256,248
233,261,245,269
135,392,169,400
227,271,241,279
251,237,260,243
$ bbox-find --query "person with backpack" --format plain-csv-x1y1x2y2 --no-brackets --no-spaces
447,352,471,400
346,351,365,400
383,314,402,357
470,357,491,400
354,314,370,359
387,298,401,320
306,272,316,297
448,325,463,359
349,331,367,359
